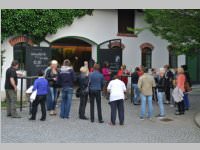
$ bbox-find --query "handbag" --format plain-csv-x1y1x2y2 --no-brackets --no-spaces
184,81,192,92
76,88,81,98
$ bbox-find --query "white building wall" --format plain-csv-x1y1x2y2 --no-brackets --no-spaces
1,9,186,97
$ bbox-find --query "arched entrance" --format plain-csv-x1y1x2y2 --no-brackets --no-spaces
51,36,97,72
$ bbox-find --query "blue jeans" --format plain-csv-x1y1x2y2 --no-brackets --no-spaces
60,87,73,118
140,94,153,118
183,93,190,109
47,87,57,110
46,87,51,110
157,90,165,116
132,84,140,104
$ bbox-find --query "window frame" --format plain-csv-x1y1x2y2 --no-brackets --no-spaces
118,9,135,35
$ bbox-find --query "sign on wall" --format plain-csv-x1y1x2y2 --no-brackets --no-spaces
26,47,51,76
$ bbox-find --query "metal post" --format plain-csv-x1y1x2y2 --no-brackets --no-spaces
20,77,23,111
130,75,133,103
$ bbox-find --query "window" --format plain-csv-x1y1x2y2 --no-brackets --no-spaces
13,43,27,70
141,47,152,69
118,9,135,34
169,50,178,68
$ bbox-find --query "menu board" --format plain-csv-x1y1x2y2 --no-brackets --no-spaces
98,48,122,77
26,46,51,76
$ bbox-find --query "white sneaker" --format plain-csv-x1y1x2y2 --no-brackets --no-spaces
170,104,174,107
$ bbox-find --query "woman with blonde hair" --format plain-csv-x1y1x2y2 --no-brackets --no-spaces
78,66,89,120
45,60,60,115
174,67,186,115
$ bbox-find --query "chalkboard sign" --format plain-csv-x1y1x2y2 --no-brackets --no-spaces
98,48,122,77
26,46,51,76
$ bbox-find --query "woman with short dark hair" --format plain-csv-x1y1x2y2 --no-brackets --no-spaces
29,70,48,121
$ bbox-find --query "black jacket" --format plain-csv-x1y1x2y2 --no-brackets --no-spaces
184,71,192,87
79,73,89,94
164,70,174,88
45,69,60,87
131,71,139,84
156,76,166,92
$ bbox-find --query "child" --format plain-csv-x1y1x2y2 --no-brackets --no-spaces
29,70,49,121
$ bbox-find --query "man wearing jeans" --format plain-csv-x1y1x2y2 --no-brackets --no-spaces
5,60,21,118
138,67,156,120
131,67,140,105
89,64,104,123
57,59,75,119
155,68,166,118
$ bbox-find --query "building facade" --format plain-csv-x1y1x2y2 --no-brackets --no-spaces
1,9,186,98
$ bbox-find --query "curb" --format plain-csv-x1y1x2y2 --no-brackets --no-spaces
193,112,200,128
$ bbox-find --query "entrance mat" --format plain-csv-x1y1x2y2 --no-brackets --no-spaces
160,118,173,122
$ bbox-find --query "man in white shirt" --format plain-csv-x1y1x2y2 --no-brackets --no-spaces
107,75,126,125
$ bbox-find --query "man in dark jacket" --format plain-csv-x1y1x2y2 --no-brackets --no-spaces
57,59,75,119
181,65,191,110
89,63,104,123
131,67,140,105
164,65,174,104
155,68,166,118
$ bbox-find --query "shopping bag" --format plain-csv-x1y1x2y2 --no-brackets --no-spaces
30,90,37,102
26,85,34,94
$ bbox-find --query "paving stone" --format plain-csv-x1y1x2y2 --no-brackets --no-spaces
1,95,200,143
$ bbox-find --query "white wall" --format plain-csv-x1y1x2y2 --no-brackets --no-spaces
1,9,186,97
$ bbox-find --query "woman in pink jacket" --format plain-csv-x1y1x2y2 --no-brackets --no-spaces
102,62,111,99
175,67,186,115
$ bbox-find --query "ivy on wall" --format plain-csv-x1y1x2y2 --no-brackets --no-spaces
1,9,93,43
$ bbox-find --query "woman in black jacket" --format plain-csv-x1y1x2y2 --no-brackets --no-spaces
45,60,60,116
78,66,89,120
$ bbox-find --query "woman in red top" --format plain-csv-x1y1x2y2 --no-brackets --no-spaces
175,67,186,115
117,64,130,87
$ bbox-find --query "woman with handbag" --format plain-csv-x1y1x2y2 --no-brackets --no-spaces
78,66,89,120
45,60,60,116
174,67,186,115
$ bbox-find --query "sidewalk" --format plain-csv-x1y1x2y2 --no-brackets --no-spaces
191,85,200,128
194,112,200,128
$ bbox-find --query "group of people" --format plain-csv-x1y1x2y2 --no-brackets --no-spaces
5,58,192,126
131,64,192,119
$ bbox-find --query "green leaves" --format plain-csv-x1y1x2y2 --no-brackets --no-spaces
1,9,93,43
144,9,200,55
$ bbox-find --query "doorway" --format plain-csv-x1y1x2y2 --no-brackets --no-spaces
51,37,92,73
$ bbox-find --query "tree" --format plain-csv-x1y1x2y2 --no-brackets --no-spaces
144,10,200,55
1,9,93,43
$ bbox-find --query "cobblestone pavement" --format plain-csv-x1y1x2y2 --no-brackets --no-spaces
1,94,200,143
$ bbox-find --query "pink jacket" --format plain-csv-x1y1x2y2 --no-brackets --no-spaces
102,68,111,81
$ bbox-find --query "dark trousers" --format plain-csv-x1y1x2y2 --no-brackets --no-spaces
31,95,47,120
89,90,103,121
176,100,185,113
152,87,157,102
165,86,171,102
110,99,124,125
79,92,88,118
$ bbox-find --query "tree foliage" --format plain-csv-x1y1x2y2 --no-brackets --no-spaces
144,9,200,55
1,9,93,43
